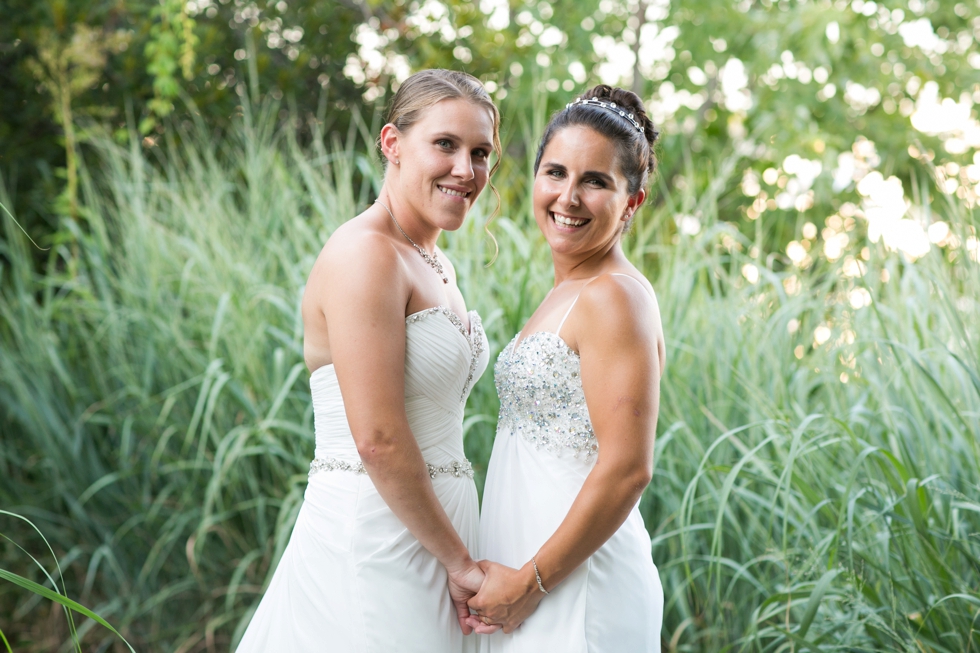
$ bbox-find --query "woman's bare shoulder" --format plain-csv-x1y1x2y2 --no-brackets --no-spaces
320,213,392,260
305,213,411,313
311,214,403,279
577,271,663,344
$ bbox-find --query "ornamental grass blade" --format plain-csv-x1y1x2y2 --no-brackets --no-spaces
797,568,840,639
0,569,135,652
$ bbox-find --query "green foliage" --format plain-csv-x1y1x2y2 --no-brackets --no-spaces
143,0,198,133
0,511,136,653
0,0,365,236
4,0,979,249
0,101,977,650
2,0,980,649
24,24,130,219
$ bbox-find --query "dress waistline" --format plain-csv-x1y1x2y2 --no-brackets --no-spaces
308,456,474,480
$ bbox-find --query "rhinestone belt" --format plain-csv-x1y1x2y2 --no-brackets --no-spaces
308,456,474,480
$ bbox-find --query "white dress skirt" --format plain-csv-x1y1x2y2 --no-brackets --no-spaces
237,307,488,653
478,323,663,652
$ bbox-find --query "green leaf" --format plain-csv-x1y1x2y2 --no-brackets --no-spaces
798,569,840,639
0,569,135,652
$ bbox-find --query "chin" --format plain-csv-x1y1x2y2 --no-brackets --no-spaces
436,212,468,232
541,233,576,252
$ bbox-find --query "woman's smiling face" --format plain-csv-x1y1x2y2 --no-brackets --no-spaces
533,125,643,258
385,98,495,232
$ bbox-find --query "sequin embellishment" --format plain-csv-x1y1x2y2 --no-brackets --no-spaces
309,457,367,476
494,331,598,459
308,457,474,479
406,306,485,401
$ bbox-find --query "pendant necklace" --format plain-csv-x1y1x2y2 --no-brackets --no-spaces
376,199,448,284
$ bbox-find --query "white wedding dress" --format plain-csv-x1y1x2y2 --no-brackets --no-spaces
237,306,488,653
478,283,663,652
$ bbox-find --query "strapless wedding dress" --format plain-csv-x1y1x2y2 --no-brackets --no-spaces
478,299,663,652
237,306,488,653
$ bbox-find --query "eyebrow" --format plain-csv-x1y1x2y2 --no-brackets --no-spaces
434,132,494,151
540,161,616,183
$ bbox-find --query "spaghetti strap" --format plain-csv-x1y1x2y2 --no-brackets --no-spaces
556,275,599,337
555,295,581,337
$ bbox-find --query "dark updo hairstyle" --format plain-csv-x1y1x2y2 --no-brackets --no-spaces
533,84,660,197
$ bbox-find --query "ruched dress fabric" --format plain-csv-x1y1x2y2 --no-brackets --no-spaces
237,307,488,653
478,327,663,653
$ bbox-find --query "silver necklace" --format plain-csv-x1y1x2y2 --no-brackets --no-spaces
376,199,448,284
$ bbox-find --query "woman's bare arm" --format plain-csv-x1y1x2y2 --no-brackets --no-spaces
313,229,484,633
469,274,664,631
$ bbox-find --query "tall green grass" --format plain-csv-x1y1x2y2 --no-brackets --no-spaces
1,104,978,651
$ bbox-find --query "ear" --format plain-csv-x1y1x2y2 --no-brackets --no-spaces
379,123,401,166
623,188,647,221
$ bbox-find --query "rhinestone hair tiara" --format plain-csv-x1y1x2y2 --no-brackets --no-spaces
566,97,643,133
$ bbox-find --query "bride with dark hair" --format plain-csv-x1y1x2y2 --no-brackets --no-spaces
469,85,666,652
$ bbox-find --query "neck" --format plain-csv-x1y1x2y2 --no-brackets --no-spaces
551,241,627,286
377,186,440,252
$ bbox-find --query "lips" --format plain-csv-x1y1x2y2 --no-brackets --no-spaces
551,211,590,227
438,185,470,198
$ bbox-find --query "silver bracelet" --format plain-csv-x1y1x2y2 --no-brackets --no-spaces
531,557,549,594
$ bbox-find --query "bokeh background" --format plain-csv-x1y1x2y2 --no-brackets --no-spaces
1,0,978,651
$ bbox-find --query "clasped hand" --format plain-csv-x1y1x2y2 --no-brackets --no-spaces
462,560,546,634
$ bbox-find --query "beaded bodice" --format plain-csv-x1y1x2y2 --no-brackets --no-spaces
494,331,598,459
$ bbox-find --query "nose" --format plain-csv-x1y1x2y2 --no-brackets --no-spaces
557,179,580,208
451,150,475,182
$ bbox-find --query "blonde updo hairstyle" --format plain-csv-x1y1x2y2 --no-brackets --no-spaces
382,69,502,178
381,69,503,258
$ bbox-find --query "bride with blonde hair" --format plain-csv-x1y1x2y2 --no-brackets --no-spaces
237,69,501,652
